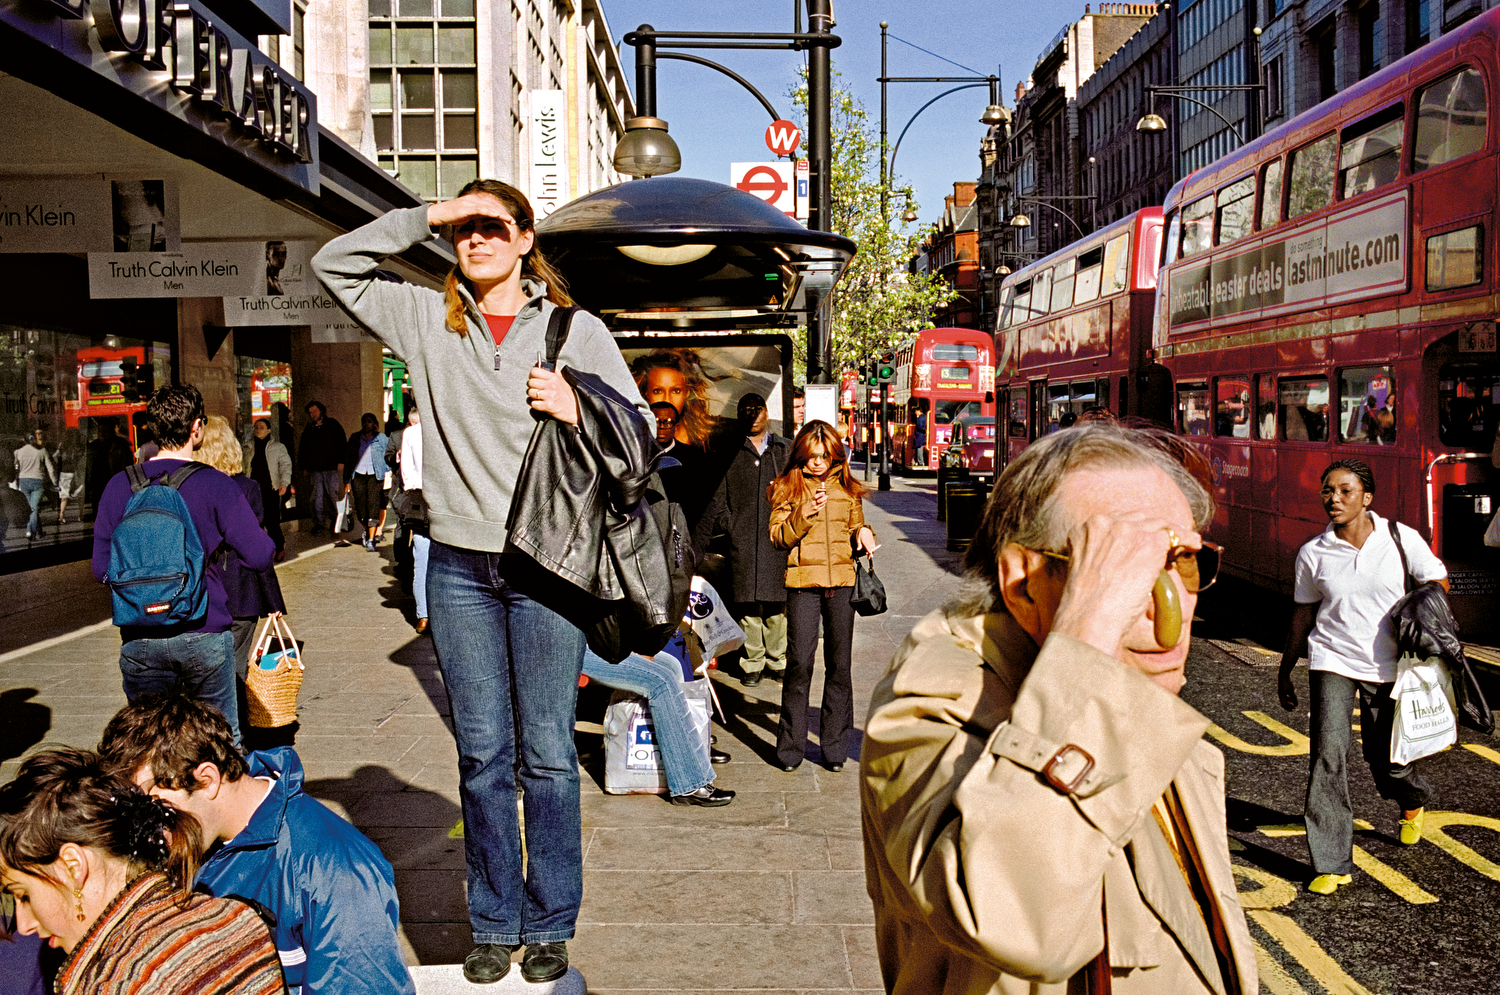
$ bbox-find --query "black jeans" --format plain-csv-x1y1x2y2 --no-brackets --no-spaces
778,585,855,767
350,473,381,528
257,481,285,550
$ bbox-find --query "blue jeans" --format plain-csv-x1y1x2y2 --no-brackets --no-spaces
427,542,586,946
307,469,342,530
1305,670,1433,874
119,629,239,748
18,478,42,536
412,534,431,619
583,648,713,796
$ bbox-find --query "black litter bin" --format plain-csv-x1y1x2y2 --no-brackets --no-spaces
946,479,985,552
936,462,968,522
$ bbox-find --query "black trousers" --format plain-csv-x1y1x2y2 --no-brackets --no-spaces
257,481,285,550
777,585,855,767
350,473,381,528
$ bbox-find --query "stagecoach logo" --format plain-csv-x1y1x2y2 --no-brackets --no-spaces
1168,190,1408,330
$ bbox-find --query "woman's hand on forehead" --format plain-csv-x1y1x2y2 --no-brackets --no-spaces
428,192,511,228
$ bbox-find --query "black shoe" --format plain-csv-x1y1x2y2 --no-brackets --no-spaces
765,669,785,682
710,747,731,764
463,944,516,983
824,762,845,773
777,761,801,772
741,671,763,687
521,941,569,983
670,784,735,806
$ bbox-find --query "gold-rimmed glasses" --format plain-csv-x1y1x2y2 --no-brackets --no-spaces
1030,541,1223,593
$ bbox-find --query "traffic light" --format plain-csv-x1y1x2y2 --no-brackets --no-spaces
858,360,869,386
877,350,896,386
120,356,154,402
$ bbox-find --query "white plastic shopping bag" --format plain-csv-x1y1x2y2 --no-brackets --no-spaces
685,576,745,660
334,494,351,533
602,679,713,794
1389,653,1458,764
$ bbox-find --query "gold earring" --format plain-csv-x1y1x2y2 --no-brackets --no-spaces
74,886,85,922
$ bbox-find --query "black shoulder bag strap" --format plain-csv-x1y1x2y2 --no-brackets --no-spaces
541,306,578,371
1388,520,1416,594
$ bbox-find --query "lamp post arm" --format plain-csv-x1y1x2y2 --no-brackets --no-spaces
1146,87,1246,145
1017,198,1085,239
889,82,990,181
657,52,782,122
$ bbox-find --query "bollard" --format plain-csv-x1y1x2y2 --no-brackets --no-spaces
946,479,985,552
935,462,968,522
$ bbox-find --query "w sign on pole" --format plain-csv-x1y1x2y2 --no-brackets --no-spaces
731,162,796,217
765,119,802,157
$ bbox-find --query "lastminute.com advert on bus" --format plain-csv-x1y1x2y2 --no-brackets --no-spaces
1167,190,1408,330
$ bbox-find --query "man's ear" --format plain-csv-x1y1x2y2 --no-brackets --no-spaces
997,543,1045,643
193,762,225,801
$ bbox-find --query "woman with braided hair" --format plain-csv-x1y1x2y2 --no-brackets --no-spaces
0,749,285,995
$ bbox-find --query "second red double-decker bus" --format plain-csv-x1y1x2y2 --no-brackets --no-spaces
995,208,1165,466
1155,7,1500,640
888,327,995,472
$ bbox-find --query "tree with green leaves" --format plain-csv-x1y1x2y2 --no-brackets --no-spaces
790,71,957,380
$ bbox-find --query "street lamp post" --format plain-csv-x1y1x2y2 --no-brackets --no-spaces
1135,81,1269,149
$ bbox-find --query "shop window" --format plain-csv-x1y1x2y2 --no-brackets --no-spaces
1340,105,1404,197
1287,133,1338,219
1050,258,1076,313
1426,225,1484,291
1215,377,1253,437
1181,195,1214,257
436,25,476,63
396,24,433,62
1008,387,1028,439
1338,366,1396,444
1255,374,1277,439
1259,159,1284,229
1437,363,1499,449
1073,245,1104,305
1413,67,1487,172
1177,382,1210,436
1279,376,1331,441
1103,233,1130,293
1216,175,1255,245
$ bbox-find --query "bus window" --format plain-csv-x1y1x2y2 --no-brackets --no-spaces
1050,258,1076,312
1340,105,1404,198
1255,374,1277,440
1338,366,1395,444
1279,376,1331,441
1413,67,1488,172
999,285,1015,328
1074,245,1105,305
931,343,980,361
1164,210,1182,263
1094,377,1110,414
1177,382,1210,436
1008,387,1027,439
1216,175,1256,245
1426,225,1484,290
1181,195,1214,257
1032,269,1053,318
1259,159,1284,229
1118,375,1129,417
1287,133,1338,219
1214,377,1253,437
1438,363,1499,449
1047,382,1072,432
1103,233,1130,293
1010,279,1032,327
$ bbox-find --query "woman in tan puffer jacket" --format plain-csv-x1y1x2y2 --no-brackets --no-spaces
767,421,877,772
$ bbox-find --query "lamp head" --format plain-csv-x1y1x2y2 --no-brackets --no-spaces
612,117,682,178
980,104,1010,126
1136,112,1168,133
1009,213,1031,229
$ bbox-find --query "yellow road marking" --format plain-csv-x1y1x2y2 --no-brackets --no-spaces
1463,742,1500,766
1232,864,1297,909
1423,811,1500,883
1254,939,1312,995
1208,711,1311,756
1249,910,1376,995
1259,824,1306,837
1350,846,1439,904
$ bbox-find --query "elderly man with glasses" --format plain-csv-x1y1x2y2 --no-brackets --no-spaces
860,424,1258,995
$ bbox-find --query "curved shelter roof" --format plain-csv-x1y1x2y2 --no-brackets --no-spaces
535,176,855,331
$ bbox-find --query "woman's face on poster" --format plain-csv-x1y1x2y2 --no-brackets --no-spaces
644,367,688,413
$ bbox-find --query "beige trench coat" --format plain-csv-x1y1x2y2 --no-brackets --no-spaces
859,607,1259,995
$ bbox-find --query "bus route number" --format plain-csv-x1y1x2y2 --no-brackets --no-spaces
1458,321,1497,353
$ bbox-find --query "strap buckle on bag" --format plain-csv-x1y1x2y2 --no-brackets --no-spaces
1041,744,1097,794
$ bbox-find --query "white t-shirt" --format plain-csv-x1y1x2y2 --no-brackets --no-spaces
1293,511,1447,682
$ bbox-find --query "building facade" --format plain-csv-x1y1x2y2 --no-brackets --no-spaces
911,182,981,329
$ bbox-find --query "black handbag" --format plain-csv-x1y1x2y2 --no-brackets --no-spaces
850,553,887,617
392,486,427,523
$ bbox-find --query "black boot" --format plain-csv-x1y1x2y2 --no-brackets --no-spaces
463,943,517,983
521,941,569,983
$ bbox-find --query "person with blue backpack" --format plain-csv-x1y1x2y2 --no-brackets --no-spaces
91,384,275,746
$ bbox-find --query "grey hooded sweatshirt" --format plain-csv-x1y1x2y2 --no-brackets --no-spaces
312,205,647,553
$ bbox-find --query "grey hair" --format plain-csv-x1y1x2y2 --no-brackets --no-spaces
955,423,1215,615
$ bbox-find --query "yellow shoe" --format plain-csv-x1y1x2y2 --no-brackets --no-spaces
1308,873,1352,895
1399,809,1424,845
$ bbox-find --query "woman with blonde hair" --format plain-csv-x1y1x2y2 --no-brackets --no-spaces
767,420,877,772
0,748,285,994
197,416,286,734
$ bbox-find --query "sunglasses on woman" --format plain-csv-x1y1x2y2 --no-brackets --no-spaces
1030,541,1223,593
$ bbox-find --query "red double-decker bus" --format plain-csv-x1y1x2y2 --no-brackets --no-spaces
65,345,149,443
1156,8,1500,639
995,208,1165,465
888,327,995,472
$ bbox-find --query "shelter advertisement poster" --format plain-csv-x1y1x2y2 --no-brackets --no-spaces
617,341,790,450
0,178,179,254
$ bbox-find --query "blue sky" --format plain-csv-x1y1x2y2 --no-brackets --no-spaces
601,0,1087,229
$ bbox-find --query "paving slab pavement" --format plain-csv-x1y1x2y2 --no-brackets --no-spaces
0,473,964,994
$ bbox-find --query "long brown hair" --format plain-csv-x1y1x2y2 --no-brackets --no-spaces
768,420,865,508
0,749,203,900
442,179,573,334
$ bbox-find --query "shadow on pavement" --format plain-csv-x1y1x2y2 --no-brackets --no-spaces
861,478,967,578
0,688,51,762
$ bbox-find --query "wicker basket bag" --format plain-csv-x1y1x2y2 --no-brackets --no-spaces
246,614,304,728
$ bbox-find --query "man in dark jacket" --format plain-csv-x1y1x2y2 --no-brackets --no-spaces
298,400,345,534
694,392,789,687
